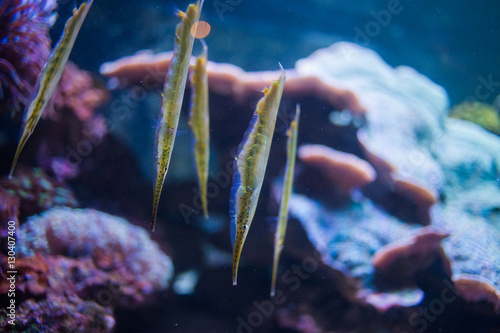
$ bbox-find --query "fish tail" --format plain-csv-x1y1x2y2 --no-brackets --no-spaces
200,148,209,219
232,226,247,286
9,132,29,179
201,186,209,219
151,163,168,232
270,244,283,297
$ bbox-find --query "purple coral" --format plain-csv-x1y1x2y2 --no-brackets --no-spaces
19,207,174,295
0,0,57,115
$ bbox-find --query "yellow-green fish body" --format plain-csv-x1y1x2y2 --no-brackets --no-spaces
9,0,94,179
152,0,204,232
189,39,209,218
230,65,286,285
270,104,300,297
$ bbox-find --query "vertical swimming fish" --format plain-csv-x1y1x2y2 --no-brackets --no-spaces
188,39,209,218
230,65,286,285
270,104,300,297
9,0,94,179
151,0,204,232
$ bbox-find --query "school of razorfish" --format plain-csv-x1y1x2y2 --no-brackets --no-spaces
8,0,301,293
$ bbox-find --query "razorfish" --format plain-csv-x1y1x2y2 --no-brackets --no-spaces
151,0,204,232
188,39,210,218
230,65,286,285
9,0,94,179
270,104,300,297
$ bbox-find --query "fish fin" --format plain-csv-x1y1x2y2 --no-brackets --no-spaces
70,0,77,12
165,1,181,17
149,118,160,129
247,94,262,111
199,38,208,58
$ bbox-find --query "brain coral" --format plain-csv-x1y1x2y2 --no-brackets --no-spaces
18,207,173,293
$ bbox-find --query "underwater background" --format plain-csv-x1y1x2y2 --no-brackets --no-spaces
1,0,500,332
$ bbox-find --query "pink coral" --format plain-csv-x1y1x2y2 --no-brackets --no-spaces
49,61,109,122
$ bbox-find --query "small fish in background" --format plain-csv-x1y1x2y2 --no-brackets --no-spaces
230,65,286,286
270,104,300,297
151,0,204,232
189,39,210,218
9,0,94,179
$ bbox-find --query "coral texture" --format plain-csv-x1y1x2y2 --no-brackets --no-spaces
0,207,174,331
19,207,173,294
50,61,110,122
287,42,500,312
0,167,78,222
0,0,56,115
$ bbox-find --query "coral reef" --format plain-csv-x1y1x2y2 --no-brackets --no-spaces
0,166,78,223
96,42,500,331
1,61,110,183
0,295,115,333
0,0,57,116
50,61,110,122
0,255,115,332
100,49,365,114
297,144,376,192
19,207,173,294
0,166,78,253
288,42,500,314
0,207,173,331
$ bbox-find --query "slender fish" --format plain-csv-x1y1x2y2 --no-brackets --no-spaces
230,65,286,285
151,0,204,232
270,104,300,297
188,39,210,218
9,0,94,179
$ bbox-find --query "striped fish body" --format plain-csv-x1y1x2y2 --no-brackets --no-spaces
270,104,300,296
231,66,286,285
9,0,93,179
151,0,204,232
189,39,210,218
